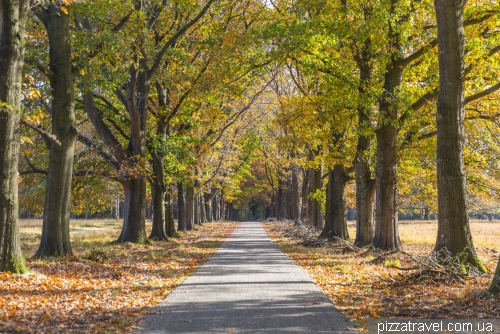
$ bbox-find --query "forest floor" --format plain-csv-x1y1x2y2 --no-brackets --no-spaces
1,220,239,333
263,220,500,332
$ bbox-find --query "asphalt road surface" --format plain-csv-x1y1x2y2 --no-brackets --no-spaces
140,221,358,333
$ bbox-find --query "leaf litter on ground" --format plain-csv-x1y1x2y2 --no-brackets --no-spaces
263,221,500,332
0,221,239,333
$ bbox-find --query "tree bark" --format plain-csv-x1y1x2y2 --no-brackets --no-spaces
321,165,349,240
199,192,206,224
306,167,315,224
118,177,147,242
489,253,500,293
353,61,376,247
204,191,212,222
312,166,324,229
341,0,376,247
291,163,301,223
177,183,186,231
149,182,168,240
372,8,403,251
433,0,486,273
165,182,176,237
300,167,309,222
185,185,194,230
0,0,29,273
277,177,284,220
354,157,375,246
36,3,77,257
372,62,403,251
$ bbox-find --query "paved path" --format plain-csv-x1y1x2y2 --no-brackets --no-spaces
140,222,358,333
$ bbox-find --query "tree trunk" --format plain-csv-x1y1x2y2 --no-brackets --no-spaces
149,182,168,240
199,192,206,224
312,166,324,229
489,253,500,293
193,191,199,226
291,164,301,223
301,167,309,222
118,178,147,243
204,192,212,222
373,68,402,250
177,183,186,232
165,182,176,237
321,165,349,240
353,35,376,247
424,207,430,220
433,0,485,273
372,27,403,251
185,185,194,230
277,178,284,220
0,0,29,273
307,167,315,224
36,4,77,257
354,157,375,246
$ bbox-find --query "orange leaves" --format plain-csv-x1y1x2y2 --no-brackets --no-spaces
2,221,239,333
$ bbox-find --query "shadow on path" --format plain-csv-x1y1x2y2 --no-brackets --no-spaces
139,222,358,333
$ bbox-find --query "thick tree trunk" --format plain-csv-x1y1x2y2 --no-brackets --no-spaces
204,192,212,222
118,178,147,243
0,0,29,273
165,182,176,237
277,178,284,220
373,64,403,250
306,167,315,224
177,183,186,232
372,36,403,251
300,167,309,222
312,166,324,229
220,193,226,220
321,165,349,240
199,193,206,224
36,4,77,257
150,182,168,240
353,36,376,247
424,207,430,220
291,164,301,223
185,185,194,230
489,254,500,293
194,192,199,226
354,158,375,246
433,0,485,273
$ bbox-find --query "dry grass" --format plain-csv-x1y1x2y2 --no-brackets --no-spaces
347,220,500,255
264,221,500,332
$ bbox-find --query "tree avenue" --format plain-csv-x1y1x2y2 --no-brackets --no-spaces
1,0,500,298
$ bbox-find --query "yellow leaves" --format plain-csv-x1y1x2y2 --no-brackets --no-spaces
60,6,68,15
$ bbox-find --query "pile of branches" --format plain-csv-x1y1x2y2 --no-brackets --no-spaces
375,249,485,285
272,221,321,240
300,236,361,253
270,221,360,253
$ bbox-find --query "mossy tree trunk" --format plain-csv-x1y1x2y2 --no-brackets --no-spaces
0,0,30,273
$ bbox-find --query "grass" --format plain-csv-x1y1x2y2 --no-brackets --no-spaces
347,220,500,250
1,220,240,333
264,220,500,333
